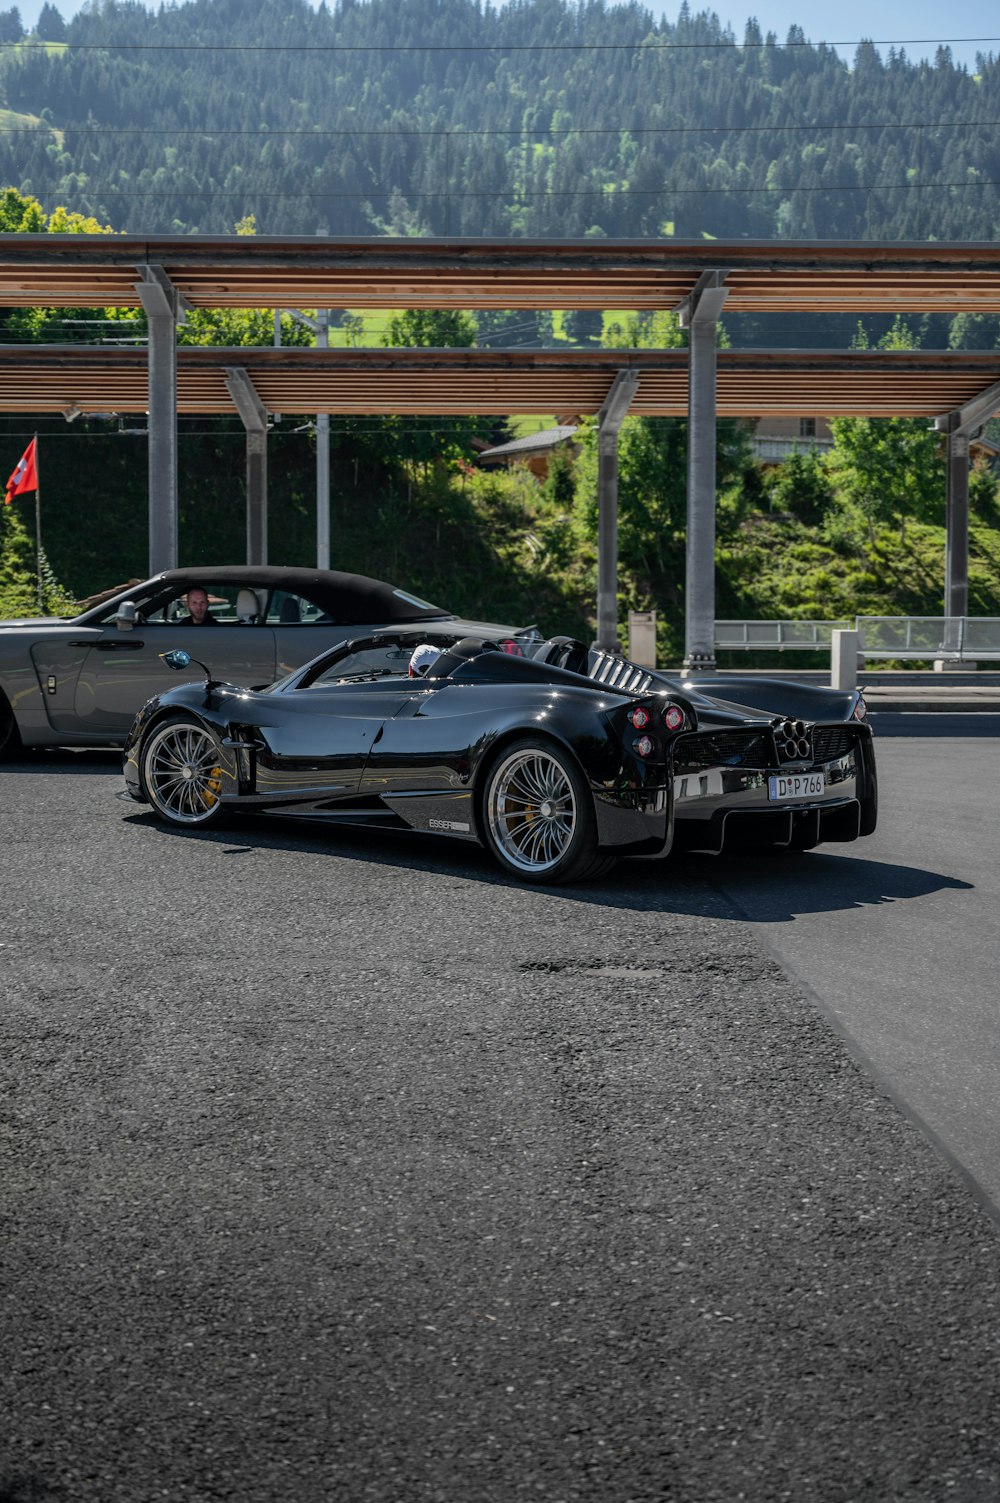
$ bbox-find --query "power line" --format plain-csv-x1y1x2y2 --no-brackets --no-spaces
38,178,1000,200
5,118,1000,140
2,34,999,52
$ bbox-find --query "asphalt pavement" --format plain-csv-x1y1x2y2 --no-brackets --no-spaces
2,738,999,1503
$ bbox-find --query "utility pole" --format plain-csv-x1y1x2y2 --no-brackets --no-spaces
279,307,331,570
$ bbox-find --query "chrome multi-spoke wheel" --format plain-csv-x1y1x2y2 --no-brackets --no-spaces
141,717,226,827
483,738,612,884
488,746,577,874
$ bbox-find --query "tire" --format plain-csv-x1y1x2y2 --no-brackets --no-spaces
139,714,229,828
480,737,616,884
858,739,878,836
0,691,21,760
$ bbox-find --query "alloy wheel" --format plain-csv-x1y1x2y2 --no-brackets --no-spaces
487,746,578,874
143,720,225,825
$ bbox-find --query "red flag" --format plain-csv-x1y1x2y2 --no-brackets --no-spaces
5,438,38,506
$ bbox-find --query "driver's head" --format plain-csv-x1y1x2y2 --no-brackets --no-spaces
185,587,210,623
408,642,442,678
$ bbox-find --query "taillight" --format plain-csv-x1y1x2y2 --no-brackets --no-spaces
627,707,651,730
663,703,685,731
633,735,655,758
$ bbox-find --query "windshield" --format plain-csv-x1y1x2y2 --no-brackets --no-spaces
308,643,414,684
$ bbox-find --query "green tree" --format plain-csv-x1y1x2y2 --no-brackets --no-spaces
574,414,751,581
0,187,46,234
602,310,686,351
35,3,66,41
383,309,477,349
0,10,24,44
765,448,836,524
826,417,945,538
46,204,115,234
0,494,41,617
970,453,1000,525
179,307,314,347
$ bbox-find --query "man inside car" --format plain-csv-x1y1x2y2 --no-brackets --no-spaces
182,587,216,626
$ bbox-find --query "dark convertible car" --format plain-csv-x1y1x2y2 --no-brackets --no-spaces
122,629,877,884
0,565,534,755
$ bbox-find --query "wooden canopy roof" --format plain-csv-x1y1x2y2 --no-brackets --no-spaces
1,345,998,419
2,236,1000,426
4,235,1000,313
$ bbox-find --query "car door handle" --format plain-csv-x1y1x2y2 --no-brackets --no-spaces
89,640,145,651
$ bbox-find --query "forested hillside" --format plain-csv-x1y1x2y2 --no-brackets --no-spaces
0,0,998,250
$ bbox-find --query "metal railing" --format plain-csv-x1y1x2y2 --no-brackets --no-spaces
716,617,1000,661
750,437,835,463
716,620,851,650
855,617,1000,659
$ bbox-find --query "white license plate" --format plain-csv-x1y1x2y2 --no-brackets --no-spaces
768,771,825,801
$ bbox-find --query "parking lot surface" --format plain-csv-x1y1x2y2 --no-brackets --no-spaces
2,739,999,1503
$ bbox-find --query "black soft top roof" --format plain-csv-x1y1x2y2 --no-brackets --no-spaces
146,566,452,625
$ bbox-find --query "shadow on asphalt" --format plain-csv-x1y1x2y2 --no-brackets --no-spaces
679,848,972,923
6,742,976,924
1,747,120,774
118,804,970,924
7,740,975,924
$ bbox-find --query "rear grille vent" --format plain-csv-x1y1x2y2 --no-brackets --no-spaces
812,727,856,762
673,730,774,771
589,652,653,695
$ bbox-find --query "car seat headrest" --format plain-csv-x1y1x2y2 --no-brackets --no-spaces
236,588,261,623
425,637,499,677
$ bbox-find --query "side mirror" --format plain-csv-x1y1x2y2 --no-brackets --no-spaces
115,600,138,632
161,649,191,671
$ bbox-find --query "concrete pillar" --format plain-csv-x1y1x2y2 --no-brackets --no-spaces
316,311,330,571
595,370,639,652
281,307,332,571
628,609,657,667
684,315,718,671
831,629,861,690
596,430,620,651
945,428,969,624
135,266,182,574
679,272,729,673
224,367,269,566
934,379,1000,646
245,428,268,566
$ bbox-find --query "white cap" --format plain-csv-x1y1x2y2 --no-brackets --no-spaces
408,642,442,678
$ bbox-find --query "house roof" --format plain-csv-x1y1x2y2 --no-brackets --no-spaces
478,425,579,461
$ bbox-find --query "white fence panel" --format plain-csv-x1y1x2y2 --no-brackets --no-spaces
715,620,851,650
716,617,1000,660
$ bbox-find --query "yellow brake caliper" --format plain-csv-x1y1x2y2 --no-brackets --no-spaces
201,766,223,809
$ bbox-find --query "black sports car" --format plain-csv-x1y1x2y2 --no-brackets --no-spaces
0,565,534,755
122,630,877,884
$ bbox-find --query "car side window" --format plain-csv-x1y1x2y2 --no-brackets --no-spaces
144,586,250,624
266,590,329,625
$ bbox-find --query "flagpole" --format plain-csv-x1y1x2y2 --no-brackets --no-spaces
34,432,42,612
